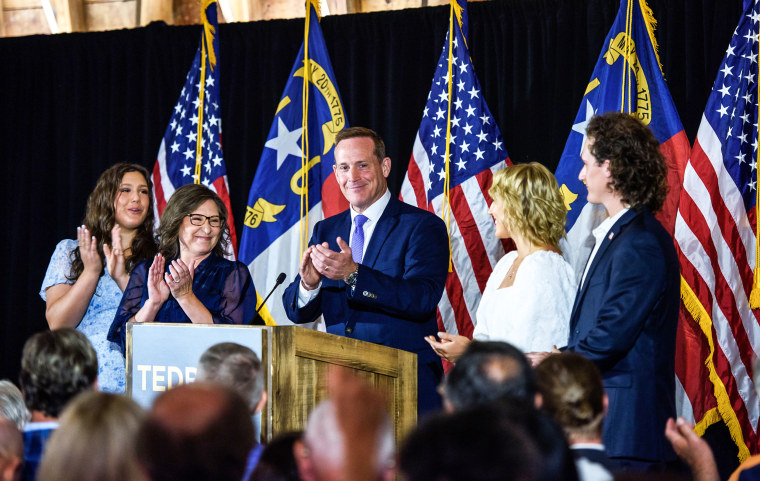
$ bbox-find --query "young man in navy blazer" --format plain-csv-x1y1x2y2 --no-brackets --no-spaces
530,112,680,471
282,127,449,416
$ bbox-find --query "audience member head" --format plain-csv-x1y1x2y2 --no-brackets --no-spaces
19,328,98,419
157,183,231,259
196,342,266,414
70,162,156,280
441,340,536,411
399,402,542,481
0,417,22,481
296,399,394,481
501,398,579,481
488,162,567,250
584,112,668,212
37,391,145,481
249,431,302,481
137,382,254,481
0,382,29,430
535,352,606,444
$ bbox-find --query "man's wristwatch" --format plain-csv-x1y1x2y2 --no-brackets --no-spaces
345,268,359,290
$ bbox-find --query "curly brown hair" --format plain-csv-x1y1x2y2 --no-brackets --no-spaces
488,163,566,251
586,112,668,212
68,164,157,281
157,184,230,259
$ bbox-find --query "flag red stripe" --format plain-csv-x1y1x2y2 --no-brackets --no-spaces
449,186,490,292
152,162,167,217
407,154,429,209
443,262,474,338
212,177,237,258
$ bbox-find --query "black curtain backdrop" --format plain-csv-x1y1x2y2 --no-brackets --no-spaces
0,0,745,465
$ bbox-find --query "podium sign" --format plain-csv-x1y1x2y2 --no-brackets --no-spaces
126,323,417,444
126,322,265,409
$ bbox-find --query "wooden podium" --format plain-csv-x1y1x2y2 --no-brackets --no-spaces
126,323,417,444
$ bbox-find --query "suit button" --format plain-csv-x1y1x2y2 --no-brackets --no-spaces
575,330,579,334
345,326,354,334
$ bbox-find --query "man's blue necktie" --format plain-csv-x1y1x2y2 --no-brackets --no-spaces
351,214,368,264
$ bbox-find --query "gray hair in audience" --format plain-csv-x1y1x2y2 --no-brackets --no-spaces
0,380,29,430
304,399,394,475
196,342,264,412
0,416,23,474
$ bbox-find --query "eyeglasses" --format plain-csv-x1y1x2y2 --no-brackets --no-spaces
186,214,223,228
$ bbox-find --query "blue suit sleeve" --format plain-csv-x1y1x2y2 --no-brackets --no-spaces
567,233,667,371
282,223,325,324
346,213,449,321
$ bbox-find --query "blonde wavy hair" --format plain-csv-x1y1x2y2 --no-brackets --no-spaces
488,163,566,250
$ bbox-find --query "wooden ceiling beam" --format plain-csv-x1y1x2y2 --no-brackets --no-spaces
42,0,84,33
136,0,172,26
0,0,6,37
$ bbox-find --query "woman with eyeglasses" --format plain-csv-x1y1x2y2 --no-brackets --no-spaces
41,163,157,393
108,184,258,353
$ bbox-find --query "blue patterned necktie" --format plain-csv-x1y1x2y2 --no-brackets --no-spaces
351,214,368,264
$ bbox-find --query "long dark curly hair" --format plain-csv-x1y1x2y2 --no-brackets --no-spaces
157,183,230,260
586,112,668,212
68,163,157,280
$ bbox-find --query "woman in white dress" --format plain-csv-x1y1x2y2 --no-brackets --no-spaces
425,162,576,362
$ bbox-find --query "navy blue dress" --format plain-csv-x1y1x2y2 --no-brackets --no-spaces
108,253,257,353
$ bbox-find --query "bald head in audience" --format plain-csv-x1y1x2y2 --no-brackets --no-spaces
295,398,395,481
0,417,22,481
137,383,254,481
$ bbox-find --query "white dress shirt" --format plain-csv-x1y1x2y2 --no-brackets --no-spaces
580,207,630,288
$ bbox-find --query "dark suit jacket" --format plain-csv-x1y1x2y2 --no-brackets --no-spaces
567,208,679,462
282,197,449,414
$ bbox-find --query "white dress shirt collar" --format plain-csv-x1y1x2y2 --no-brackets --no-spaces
350,188,391,225
580,206,630,287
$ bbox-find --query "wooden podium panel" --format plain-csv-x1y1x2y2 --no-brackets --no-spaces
262,326,417,445
127,323,417,445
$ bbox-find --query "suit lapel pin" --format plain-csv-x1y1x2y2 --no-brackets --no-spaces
608,232,615,240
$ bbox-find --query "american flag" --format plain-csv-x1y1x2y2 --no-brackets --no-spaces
152,0,237,256
554,0,690,281
675,0,760,459
400,0,508,352
238,0,347,325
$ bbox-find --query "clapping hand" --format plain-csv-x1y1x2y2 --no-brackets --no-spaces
299,245,322,290
310,237,357,281
165,259,195,299
424,332,471,363
146,254,170,306
103,224,128,290
77,225,102,278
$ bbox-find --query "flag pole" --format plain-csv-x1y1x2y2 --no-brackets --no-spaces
750,21,760,308
299,1,314,257
442,1,455,272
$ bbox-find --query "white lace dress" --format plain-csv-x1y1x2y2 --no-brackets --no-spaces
473,250,576,353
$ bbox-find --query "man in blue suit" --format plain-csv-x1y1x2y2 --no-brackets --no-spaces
282,127,449,415
530,112,679,471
